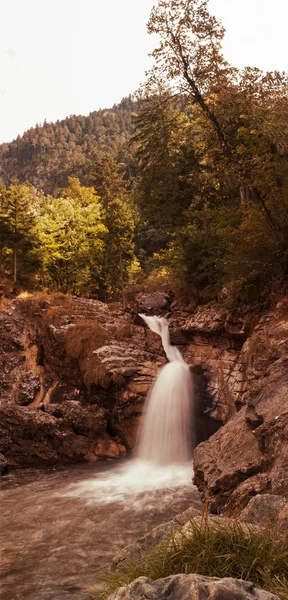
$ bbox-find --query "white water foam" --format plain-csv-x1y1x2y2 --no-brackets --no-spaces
65,459,193,510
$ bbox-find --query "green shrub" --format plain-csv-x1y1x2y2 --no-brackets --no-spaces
94,519,288,599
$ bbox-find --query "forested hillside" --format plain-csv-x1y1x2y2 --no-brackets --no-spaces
1,0,288,306
0,96,136,194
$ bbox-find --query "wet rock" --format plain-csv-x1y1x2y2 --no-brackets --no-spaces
191,366,221,446
60,401,108,436
136,292,172,312
95,438,126,458
0,401,125,468
109,414,142,450
106,574,279,600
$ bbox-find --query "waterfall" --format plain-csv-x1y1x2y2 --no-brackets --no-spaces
137,314,194,465
63,314,195,506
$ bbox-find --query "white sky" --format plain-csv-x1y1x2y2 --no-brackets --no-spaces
0,0,287,144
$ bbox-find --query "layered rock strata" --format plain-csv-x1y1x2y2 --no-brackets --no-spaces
0,295,164,468
191,301,288,513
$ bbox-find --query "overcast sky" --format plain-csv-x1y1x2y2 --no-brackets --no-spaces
1,0,287,144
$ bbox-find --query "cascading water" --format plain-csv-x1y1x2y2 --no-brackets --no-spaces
137,314,194,464
61,314,195,506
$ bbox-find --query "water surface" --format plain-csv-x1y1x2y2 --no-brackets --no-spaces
0,459,201,600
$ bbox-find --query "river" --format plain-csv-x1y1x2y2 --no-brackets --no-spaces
0,459,201,600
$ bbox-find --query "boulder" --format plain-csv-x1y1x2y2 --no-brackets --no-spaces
0,400,125,468
136,292,172,312
106,574,279,600
183,305,232,336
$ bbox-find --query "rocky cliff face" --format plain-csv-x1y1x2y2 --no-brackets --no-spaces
191,300,288,513
1,292,287,514
0,294,164,468
173,304,258,423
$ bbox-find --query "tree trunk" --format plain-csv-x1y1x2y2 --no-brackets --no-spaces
13,247,17,284
173,34,282,238
240,183,250,208
120,252,126,309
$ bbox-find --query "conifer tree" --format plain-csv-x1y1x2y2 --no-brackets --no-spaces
133,93,199,255
90,155,137,301
0,182,40,284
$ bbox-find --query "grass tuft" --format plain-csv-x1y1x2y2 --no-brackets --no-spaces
17,292,74,321
94,519,288,599
0,296,12,312
65,321,108,360
114,323,132,340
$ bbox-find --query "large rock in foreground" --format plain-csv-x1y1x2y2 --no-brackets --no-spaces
106,574,279,600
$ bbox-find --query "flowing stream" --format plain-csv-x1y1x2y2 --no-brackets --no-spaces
0,316,200,600
0,461,201,600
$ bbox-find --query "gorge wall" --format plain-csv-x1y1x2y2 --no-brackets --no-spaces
0,294,164,469
0,292,287,513
190,300,288,513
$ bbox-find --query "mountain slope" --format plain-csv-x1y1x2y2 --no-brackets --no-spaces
0,96,136,194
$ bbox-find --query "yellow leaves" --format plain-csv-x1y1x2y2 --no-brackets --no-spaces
237,126,247,135
236,144,248,156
